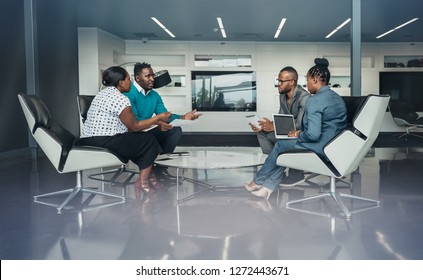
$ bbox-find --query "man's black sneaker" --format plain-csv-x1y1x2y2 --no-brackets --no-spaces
279,172,305,187
156,168,178,182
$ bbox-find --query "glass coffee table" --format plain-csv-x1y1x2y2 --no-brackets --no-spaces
155,150,267,203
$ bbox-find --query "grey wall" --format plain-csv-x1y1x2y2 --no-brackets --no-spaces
0,0,79,154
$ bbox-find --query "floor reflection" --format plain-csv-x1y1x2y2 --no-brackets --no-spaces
1,147,423,259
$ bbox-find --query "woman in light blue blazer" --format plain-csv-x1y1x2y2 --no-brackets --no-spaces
245,58,347,199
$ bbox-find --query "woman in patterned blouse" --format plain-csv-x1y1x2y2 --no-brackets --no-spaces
76,66,171,195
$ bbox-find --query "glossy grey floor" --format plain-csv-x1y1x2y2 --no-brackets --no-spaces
1,146,423,260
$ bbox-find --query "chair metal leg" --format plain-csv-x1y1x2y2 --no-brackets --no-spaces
33,171,125,213
286,177,379,219
301,173,352,189
331,191,351,218
56,187,82,213
392,127,423,140
286,192,330,205
89,164,138,185
406,132,423,139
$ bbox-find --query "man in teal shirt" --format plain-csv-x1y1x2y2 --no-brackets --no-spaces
124,62,199,154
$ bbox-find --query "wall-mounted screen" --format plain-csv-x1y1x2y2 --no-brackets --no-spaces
379,72,423,111
191,71,256,112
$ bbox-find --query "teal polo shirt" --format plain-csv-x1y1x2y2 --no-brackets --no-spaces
123,83,180,122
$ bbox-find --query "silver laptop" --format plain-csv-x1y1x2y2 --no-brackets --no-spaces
273,113,296,139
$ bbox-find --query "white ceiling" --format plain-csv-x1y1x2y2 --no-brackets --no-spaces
76,0,422,43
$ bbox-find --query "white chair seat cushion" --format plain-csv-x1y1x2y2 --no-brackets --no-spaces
277,152,337,178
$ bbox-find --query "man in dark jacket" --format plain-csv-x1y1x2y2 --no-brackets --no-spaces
250,66,310,186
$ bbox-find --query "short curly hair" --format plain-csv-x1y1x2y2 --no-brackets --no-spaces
134,62,151,77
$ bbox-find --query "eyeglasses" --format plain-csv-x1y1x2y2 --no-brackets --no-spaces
277,79,294,84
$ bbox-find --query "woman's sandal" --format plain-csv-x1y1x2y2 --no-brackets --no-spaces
244,182,262,192
149,173,163,190
135,178,154,198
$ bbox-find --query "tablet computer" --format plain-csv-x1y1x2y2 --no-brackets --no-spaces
246,114,261,128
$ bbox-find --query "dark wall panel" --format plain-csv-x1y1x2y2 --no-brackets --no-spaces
0,0,80,154
0,0,28,153
36,0,79,136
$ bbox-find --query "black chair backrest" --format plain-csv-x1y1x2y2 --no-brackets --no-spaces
19,94,76,171
342,96,367,125
21,94,52,134
77,95,95,123
389,100,419,122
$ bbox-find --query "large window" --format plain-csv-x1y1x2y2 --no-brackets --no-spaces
191,71,256,112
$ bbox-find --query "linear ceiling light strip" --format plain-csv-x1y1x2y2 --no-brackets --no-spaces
274,18,287,38
217,17,227,38
376,18,419,39
151,17,175,38
325,18,351,39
